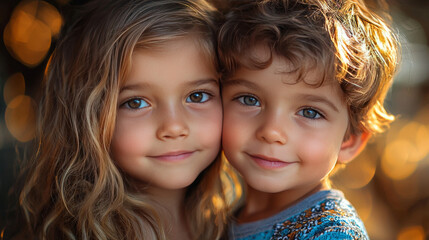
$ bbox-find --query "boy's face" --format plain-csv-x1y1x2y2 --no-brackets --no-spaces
111,37,222,191
221,50,350,194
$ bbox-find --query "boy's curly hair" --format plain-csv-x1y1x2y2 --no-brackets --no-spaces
218,0,400,135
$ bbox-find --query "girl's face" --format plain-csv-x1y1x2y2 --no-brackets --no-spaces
111,37,222,190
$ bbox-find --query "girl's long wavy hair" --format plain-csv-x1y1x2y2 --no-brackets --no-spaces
17,0,235,239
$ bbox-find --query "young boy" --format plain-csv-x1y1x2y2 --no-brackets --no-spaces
218,0,399,239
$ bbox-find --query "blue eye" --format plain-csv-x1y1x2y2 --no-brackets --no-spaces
237,95,260,106
186,92,211,103
298,108,323,119
123,98,150,109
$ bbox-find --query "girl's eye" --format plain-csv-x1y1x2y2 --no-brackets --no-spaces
123,98,150,109
186,92,211,103
237,95,260,106
298,108,323,119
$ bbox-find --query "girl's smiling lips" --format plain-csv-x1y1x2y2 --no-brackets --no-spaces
148,150,196,161
246,153,294,169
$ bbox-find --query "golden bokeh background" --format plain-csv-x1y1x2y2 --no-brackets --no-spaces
0,0,428,239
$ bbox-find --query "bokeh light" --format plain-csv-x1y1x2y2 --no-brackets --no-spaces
397,225,425,240
3,0,62,67
37,1,63,37
5,95,36,142
398,122,429,162
381,139,418,180
381,120,429,180
3,73,25,105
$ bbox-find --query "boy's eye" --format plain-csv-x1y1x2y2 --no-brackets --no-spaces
123,98,150,109
298,108,322,119
186,92,211,103
237,95,260,106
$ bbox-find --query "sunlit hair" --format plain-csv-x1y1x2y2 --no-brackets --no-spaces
18,0,236,239
218,0,400,135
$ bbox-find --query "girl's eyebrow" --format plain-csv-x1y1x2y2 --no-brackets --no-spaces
186,78,219,88
120,78,218,93
120,82,150,93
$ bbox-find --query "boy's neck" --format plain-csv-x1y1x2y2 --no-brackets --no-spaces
238,180,330,224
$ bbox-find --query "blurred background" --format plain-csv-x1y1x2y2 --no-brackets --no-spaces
0,0,428,239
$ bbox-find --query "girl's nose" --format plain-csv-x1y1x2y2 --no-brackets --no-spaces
156,106,189,140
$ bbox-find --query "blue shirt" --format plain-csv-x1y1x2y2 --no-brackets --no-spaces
229,189,369,240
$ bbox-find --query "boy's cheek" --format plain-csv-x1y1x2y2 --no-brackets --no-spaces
222,106,260,153
222,115,246,153
297,135,341,164
222,131,242,165
222,122,240,146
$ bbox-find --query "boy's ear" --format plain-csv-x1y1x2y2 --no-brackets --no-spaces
338,131,371,164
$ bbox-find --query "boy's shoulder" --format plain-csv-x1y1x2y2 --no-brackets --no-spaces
271,189,369,240
229,189,369,240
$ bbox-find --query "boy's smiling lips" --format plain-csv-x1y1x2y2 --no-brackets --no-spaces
245,153,295,169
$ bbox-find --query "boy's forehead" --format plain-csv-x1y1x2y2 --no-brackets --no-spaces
235,47,334,87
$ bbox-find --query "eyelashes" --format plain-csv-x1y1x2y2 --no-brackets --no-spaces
186,91,212,103
122,98,150,110
232,94,325,119
234,94,260,107
120,91,214,110
297,108,324,119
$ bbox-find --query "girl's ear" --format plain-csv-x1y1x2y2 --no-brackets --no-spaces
338,131,371,164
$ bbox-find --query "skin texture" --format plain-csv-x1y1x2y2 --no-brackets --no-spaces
112,37,221,190
221,48,369,222
110,37,222,238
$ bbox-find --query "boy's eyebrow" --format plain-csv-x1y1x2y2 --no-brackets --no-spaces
222,78,259,90
298,94,339,112
224,79,340,112
120,78,218,93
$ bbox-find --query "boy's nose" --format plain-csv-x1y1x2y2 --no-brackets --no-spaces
156,106,189,140
255,111,287,145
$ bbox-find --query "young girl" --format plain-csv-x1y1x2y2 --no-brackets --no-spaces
14,0,236,239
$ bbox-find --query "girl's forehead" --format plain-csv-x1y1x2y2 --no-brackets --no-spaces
122,36,217,87
123,35,216,81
